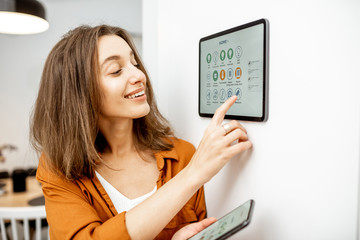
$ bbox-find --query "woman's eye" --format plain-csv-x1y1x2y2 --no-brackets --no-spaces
132,60,140,68
111,69,122,75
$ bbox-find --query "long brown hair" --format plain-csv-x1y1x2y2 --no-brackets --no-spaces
30,25,174,180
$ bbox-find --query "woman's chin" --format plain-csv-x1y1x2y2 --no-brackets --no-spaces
133,105,150,119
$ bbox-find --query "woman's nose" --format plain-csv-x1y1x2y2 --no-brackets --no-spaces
128,65,145,85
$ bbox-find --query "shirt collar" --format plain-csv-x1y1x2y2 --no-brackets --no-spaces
154,147,179,170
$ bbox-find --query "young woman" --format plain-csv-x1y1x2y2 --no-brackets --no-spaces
31,25,252,240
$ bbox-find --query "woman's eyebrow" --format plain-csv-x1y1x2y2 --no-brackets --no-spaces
101,55,121,69
101,51,134,68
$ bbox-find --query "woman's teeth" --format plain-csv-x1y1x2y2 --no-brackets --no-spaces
125,90,145,99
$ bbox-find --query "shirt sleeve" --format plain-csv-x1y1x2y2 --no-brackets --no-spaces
194,185,207,221
180,139,207,221
175,139,207,222
36,156,131,240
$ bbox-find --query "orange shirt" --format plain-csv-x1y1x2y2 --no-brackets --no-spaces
36,139,206,239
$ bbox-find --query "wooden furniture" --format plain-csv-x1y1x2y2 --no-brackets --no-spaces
0,177,43,207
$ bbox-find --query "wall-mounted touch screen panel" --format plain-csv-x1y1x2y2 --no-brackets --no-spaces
199,19,269,121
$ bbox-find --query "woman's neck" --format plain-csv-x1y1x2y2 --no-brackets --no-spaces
98,117,136,158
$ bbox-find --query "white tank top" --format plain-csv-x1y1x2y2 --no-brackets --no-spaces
95,171,157,213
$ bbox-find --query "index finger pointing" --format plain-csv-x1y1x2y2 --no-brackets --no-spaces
211,96,237,126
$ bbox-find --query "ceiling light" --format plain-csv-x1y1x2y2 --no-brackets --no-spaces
0,0,49,35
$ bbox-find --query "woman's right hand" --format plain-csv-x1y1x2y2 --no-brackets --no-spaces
171,217,217,240
187,96,252,185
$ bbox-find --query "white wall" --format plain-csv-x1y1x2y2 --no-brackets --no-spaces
143,0,360,239
0,0,142,172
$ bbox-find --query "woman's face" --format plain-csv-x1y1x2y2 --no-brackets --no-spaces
97,35,150,121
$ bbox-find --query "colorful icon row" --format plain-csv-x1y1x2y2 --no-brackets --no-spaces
206,88,242,101
206,46,242,64
207,67,242,81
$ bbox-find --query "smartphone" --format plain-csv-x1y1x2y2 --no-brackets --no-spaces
188,199,255,240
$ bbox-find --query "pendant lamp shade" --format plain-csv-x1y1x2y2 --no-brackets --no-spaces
0,0,49,35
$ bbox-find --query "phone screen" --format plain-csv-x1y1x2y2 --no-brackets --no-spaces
188,199,254,240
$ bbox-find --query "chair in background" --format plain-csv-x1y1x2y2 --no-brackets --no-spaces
0,206,48,240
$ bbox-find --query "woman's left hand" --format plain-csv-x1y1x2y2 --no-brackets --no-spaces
171,217,217,240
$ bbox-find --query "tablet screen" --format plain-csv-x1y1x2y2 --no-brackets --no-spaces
199,19,269,121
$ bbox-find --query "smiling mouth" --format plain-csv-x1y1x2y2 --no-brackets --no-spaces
125,90,145,99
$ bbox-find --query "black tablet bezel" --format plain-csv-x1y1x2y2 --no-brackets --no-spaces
198,18,269,122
